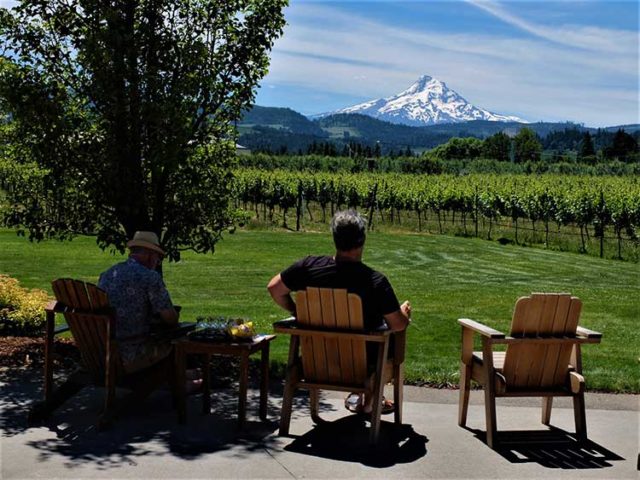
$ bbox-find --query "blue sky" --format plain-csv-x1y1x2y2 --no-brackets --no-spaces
1,0,637,127
255,0,639,127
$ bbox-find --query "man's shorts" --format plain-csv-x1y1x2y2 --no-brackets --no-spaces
121,339,173,374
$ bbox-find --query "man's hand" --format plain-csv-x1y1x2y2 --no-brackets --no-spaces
400,300,412,320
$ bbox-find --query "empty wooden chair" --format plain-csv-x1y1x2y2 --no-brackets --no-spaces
274,287,405,444
29,278,181,429
458,293,602,448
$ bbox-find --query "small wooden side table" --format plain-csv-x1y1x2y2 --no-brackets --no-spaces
174,334,276,428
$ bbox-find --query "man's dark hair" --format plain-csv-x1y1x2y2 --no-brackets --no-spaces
331,210,366,251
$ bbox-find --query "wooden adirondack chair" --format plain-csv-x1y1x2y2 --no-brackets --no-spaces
29,278,182,429
273,287,405,445
458,293,602,448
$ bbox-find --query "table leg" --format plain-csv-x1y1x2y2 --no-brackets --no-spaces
202,354,211,415
259,343,269,421
44,310,55,403
176,344,187,424
238,352,249,428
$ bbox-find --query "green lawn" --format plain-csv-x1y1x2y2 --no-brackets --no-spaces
1,228,638,392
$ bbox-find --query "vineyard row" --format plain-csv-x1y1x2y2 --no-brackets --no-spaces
232,169,640,260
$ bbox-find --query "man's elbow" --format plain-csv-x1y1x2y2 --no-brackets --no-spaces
160,308,179,326
385,312,410,332
267,282,278,301
389,322,408,333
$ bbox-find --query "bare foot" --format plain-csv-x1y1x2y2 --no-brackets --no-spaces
186,378,203,395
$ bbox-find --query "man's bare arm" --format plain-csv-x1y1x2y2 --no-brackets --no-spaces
267,274,296,315
383,300,411,332
158,307,179,327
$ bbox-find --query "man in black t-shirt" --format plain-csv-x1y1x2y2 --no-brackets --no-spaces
267,210,411,413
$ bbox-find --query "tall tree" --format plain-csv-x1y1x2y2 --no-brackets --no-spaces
513,127,542,163
0,0,287,259
578,131,596,160
482,132,511,162
604,129,638,161
430,137,483,160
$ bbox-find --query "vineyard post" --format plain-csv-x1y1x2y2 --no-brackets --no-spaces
474,186,479,238
296,181,303,232
598,189,605,258
368,182,378,231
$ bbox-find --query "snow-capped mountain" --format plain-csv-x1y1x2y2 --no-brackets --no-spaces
320,75,526,126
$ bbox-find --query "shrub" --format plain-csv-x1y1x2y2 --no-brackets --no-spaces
0,274,51,335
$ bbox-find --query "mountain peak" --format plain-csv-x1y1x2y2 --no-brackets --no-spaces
322,75,526,126
400,75,450,98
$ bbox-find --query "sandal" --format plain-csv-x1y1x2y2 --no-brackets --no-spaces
344,393,395,415
345,392,364,414
380,397,395,415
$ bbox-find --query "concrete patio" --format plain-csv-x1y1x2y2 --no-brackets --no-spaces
1,369,637,479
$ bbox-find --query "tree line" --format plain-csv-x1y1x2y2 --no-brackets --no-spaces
246,127,639,164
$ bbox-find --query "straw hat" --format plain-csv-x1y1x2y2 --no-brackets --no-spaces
126,231,165,256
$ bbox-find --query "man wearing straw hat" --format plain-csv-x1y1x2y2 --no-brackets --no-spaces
98,231,180,373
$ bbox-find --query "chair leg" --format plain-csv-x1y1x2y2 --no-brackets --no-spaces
369,341,389,445
573,392,587,442
393,363,404,425
28,371,86,424
458,361,471,427
542,397,553,425
310,389,324,424
483,385,498,449
369,387,383,445
481,339,497,448
279,337,299,436
279,376,295,436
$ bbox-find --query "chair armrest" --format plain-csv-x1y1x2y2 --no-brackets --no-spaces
45,300,67,313
458,318,505,338
54,323,70,335
273,319,391,342
273,317,297,329
576,326,602,339
45,301,70,335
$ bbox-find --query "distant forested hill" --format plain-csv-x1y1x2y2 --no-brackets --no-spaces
240,105,326,136
237,105,639,155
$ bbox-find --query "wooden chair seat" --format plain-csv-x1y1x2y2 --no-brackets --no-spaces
274,287,406,445
458,293,602,448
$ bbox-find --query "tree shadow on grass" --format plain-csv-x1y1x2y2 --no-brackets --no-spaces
464,426,625,469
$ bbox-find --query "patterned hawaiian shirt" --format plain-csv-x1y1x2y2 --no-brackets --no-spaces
98,258,174,363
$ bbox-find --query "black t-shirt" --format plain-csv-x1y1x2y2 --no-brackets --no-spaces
280,255,400,331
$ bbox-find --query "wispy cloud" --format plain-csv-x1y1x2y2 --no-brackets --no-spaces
466,0,638,54
258,2,638,126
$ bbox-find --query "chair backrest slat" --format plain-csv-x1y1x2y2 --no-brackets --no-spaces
503,293,581,390
86,282,110,310
333,289,355,384
296,288,368,384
